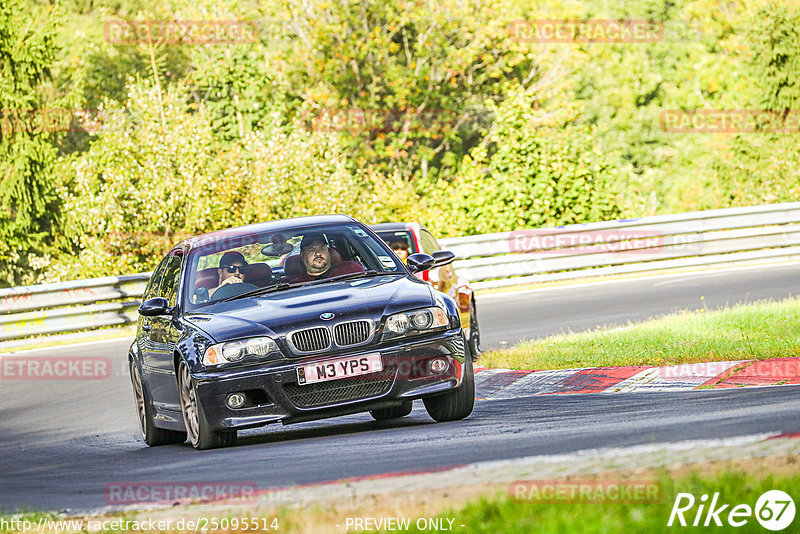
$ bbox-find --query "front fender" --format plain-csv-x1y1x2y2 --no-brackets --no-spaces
435,290,462,330
175,331,211,374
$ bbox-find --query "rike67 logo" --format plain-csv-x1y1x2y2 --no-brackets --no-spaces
668,490,795,531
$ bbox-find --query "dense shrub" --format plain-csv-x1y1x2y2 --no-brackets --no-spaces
50,84,377,280
446,90,623,236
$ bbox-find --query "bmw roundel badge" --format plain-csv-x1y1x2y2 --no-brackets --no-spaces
320,312,335,320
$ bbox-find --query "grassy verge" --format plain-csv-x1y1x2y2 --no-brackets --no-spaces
480,298,800,370
394,466,800,534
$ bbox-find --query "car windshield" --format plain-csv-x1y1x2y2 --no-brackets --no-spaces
374,230,417,255
184,223,405,309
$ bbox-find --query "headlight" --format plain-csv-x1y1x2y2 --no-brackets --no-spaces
384,307,449,339
203,337,282,366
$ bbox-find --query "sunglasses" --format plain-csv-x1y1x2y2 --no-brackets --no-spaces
222,264,246,274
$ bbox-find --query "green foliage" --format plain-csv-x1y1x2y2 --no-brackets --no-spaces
0,0,63,286
3,0,800,284
448,89,622,235
283,0,538,180
709,3,800,210
750,2,800,112
50,83,375,280
187,44,287,141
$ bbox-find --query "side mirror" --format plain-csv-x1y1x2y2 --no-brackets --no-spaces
138,297,172,317
431,250,455,267
407,253,436,274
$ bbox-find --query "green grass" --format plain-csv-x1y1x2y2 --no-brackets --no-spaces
388,469,800,534
481,298,800,370
0,511,60,533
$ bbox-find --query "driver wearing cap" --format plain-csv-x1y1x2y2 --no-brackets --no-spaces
284,233,365,283
210,251,248,297
299,234,333,278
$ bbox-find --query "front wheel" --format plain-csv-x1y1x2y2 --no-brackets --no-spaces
423,340,475,422
177,360,237,450
130,360,186,446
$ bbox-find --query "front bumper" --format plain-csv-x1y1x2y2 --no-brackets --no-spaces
194,329,466,431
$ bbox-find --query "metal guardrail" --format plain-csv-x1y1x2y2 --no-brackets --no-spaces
440,202,800,290
0,274,149,341
2,202,799,341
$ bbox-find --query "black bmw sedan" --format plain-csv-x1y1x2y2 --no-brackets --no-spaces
129,215,475,449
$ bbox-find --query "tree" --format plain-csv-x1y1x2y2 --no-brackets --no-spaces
281,0,541,181
710,2,800,208
750,2,800,112
51,81,376,280
0,0,63,286
446,88,623,236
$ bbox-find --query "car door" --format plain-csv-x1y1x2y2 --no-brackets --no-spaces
138,255,168,378
143,251,184,412
420,228,471,331
420,228,456,296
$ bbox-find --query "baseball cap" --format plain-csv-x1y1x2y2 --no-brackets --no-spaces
219,251,247,268
300,233,328,250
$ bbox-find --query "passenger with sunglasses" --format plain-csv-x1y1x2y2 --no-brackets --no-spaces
210,251,249,297
389,240,409,263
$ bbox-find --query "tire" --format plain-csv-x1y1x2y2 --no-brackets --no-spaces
370,400,413,421
177,360,237,450
129,360,186,446
423,339,475,422
468,299,482,360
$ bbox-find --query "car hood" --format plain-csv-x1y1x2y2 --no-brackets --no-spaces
184,275,434,343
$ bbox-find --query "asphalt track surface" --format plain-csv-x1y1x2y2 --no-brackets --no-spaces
2,263,799,513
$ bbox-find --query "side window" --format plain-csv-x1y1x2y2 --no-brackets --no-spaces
143,256,170,301
420,230,440,254
159,253,183,308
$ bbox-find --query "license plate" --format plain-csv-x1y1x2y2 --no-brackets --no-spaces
296,353,383,385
